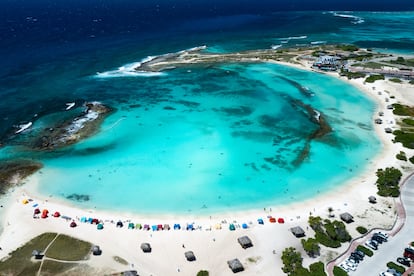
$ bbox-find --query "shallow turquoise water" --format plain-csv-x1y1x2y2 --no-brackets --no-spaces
24,62,380,214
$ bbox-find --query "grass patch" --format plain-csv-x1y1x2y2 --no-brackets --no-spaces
113,256,129,265
387,261,406,274
0,232,57,275
351,62,384,69
356,226,368,234
356,245,373,257
389,78,402,83
45,234,92,261
389,57,414,67
41,260,77,275
365,74,385,83
336,44,359,52
197,270,209,276
340,70,366,79
333,266,348,276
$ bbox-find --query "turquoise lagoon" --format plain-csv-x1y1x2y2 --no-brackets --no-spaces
20,62,380,215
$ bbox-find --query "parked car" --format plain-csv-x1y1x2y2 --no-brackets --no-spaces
339,263,350,272
354,250,365,258
365,240,378,250
372,235,384,244
350,252,363,261
375,231,389,240
404,247,414,261
373,233,387,243
397,257,411,267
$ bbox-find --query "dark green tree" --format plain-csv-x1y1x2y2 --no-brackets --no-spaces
281,247,304,274
301,238,320,257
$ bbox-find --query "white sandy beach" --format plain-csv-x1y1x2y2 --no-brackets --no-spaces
0,59,413,275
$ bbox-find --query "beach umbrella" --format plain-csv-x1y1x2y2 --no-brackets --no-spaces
229,224,236,231
269,217,276,223
242,223,248,229
278,218,285,224
144,224,150,231
174,223,181,230
116,220,123,228
215,223,222,230
92,218,99,224
70,221,77,228
151,225,157,231
41,209,48,219
22,199,29,204
97,223,104,230
157,224,163,231
187,224,194,231
128,222,135,229
135,223,142,229
53,212,60,218
257,218,264,225
34,208,41,215
80,217,87,223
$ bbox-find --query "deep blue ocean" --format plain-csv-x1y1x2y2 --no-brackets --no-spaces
1,2,414,214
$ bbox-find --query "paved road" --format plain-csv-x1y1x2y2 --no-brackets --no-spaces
347,174,414,276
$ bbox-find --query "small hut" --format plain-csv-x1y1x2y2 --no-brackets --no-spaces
116,220,123,228
70,221,77,228
32,250,44,260
340,212,354,223
92,245,102,256
375,118,383,124
290,226,305,238
385,127,393,133
368,195,377,204
141,243,152,253
227,258,244,273
123,271,138,276
237,236,253,249
185,251,196,261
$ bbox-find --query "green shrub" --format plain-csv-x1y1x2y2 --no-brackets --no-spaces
396,151,407,161
402,118,414,126
309,262,327,276
356,226,368,234
197,270,209,276
392,104,414,116
387,262,405,274
376,167,402,197
365,74,385,83
409,156,414,164
333,266,348,276
409,80,414,85
389,78,402,83
337,44,359,51
393,130,414,149
356,245,374,257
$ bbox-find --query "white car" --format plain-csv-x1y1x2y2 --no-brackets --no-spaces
339,263,350,272
365,240,378,250
376,231,389,239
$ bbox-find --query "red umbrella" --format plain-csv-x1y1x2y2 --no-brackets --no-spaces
269,217,276,223
70,221,77,228
278,218,285,224
53,212,60,218
34,208,41,215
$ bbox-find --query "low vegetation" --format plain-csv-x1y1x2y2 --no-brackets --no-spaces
336,44,359,52
333,266,348,276
356,245,373,257
393,130,414,149
375,167,402,197
396,151,407,161
389,78,402,83
389,57,414,67
308,216,351,248
339,69,366,79
409,156,414,164
197,270,209,276
392,104,414,116
387,261,406,274
351,62,383,69
402,118,414,126
301,238,320,257
410,80,414,85
45,234,92,261
281,247,327,276
365,74,385,83
356,226,368,234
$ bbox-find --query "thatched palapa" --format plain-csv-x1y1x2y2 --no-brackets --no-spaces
237,236,253,249
227,258,244,273
141,242,152,253
340,212,354,223
368,195,377,203
290,226,305,238
185,251,196,261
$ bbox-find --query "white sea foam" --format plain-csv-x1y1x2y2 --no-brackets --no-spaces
15,122,32,134
311,41,327,45
278,35,307,40
271,44,282,50
66,102,75,110
333,12,365,24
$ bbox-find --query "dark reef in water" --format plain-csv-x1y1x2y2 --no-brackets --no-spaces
0,159,43,194
66,194,90,202
32,102,113,150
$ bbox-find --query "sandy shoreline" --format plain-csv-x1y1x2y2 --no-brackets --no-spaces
1,54,413,275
